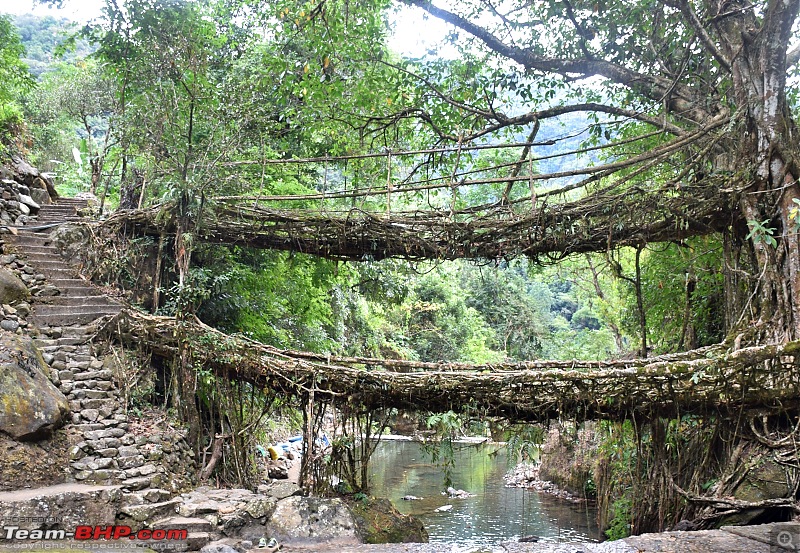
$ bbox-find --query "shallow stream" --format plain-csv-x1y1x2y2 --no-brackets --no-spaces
369,439,602,548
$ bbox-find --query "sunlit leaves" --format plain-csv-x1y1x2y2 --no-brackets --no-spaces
0,15,35,141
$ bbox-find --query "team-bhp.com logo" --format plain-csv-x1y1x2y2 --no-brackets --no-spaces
4,525,188,541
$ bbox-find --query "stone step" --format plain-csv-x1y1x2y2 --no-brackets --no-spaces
34,305,120,316
33,338,89,353
46,295,116,307
51,278,93,287
42,202,84,209
125,488,174,505
8,234,53,247
0,483,122,530
150,516,215,534
58,324,97,336
53,198,89,205
31,309,120,326
182,532,215,551
21,258,71,269
22,245,58,254
37,211,79,218
33,337,86,348
35,266,80,278
38,325,94,339
119,498,182,524
36,218,79,222
136,532,214,553
53,286,104,297
33,213,85,219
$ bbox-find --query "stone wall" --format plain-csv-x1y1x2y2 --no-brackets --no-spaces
0,155,51,223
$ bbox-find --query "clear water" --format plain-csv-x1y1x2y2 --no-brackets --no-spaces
369,439,602,548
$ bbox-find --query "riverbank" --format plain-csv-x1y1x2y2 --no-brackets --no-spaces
272,521,797,552
9,521,794,552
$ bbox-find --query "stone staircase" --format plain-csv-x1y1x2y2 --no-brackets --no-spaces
9,198,121,326
2,198,213,549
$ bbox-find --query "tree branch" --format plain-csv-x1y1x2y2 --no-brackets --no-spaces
401,0,713,123
788,44,800,68
672,0,732,73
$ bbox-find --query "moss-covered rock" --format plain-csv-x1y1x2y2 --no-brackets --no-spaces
0,267,30,305
0,430,73,490
0,332,69,441
348,497,428,544
720,452,793,526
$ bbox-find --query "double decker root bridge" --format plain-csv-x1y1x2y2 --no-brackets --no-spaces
93,120,800,423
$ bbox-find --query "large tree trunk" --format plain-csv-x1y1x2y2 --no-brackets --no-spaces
719,0,800,342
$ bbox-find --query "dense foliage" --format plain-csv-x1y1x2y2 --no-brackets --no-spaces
8,0,792,532
0,15,34,147
8,1,736,365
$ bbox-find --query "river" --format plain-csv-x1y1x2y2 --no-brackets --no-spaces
369,439,602,548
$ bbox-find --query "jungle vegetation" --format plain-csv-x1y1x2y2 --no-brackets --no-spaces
3,0,800,537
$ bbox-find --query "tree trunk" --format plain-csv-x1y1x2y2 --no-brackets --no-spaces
718,0,800,342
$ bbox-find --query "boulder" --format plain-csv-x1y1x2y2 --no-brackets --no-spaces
0,332,69,440
0,267,30,305
9,156,40,186
721,453,793,526
9,157,58,200
18,193,40,212
265,496,359,546
349,497,428,544
29,187,52,206
50,224,92,261
199,543,239,553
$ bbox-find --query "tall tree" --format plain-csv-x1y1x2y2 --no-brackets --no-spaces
384,0,800,344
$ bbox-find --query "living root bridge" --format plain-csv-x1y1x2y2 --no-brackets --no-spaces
107,182,728,262
109,309,800,421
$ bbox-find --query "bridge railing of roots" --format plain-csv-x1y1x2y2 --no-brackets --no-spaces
109,113,731,263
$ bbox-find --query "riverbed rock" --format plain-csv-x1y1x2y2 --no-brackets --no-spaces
0,332,69,440
446,486,475,498
349,497,429,544
266,496,359,545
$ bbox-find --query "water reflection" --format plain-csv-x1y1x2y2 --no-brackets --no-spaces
369,439,601,547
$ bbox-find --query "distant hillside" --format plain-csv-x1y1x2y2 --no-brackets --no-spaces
13,13,94,78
